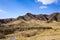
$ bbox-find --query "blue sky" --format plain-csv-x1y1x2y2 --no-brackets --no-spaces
0,0,60,18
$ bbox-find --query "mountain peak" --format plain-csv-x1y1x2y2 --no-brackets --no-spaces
0,12,60,23
17,12,60,22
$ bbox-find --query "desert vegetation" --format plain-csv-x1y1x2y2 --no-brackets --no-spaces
0,13,60,40
0,21,54,39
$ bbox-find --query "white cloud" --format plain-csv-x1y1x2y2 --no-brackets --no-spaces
37,0,58,5
0,9,7,13
39,6,47,9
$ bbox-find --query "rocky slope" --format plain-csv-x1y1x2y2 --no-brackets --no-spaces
0,18,16,23
0,12,60,40
17,12,60,22
0,12,60,24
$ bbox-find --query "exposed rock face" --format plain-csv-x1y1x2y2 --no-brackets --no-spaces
17,13,48,21
0,12,60,24
17,12,60,22
17,13,37,20
35,14,48,21
56,13,60,22
23,13,35,20
47,13,60,22
0,18,16,23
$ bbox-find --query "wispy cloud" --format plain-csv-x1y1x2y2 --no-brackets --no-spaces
37,0,58,5
39,6,47,9
0,9,7,13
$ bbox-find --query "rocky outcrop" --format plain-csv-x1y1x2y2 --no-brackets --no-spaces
0,12,60,24
17,13,37,20
17,12,60,22
17,13,48,21
47,12,60,22
0,18,16,23
35,14,48,21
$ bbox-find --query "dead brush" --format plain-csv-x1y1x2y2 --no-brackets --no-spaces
21,30,37,37
0,33,5,39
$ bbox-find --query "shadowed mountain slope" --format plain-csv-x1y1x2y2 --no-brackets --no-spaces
17,12,60,22
0,12,60,24
0,12,60,39
0,18,16,23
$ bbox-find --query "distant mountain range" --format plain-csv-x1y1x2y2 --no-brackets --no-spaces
17,12,60,22
0,12,60,39
0,12,60,23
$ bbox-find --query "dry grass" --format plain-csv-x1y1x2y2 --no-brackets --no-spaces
0,19,60,40
4,29,60,40
0,33,5,39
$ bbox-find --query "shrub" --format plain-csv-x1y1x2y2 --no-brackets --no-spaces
0,33,5,39
21,31,37,37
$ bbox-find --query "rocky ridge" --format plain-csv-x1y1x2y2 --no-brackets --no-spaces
0,12,60,23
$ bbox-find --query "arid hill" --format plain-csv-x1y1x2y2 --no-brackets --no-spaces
0,18,16,23
17,12,60,22
17,13,48,21
0,12,60,40
0,12,60,23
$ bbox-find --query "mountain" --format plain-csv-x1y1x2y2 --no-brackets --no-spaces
0,18,16,23
0,12,60,24
17,13,48,21
17,12,60,22
0,12,60,39
46,12,60,23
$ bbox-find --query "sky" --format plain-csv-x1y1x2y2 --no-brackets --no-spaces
0,0,60,18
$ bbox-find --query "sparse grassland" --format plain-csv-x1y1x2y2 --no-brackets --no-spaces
0,19,60,40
